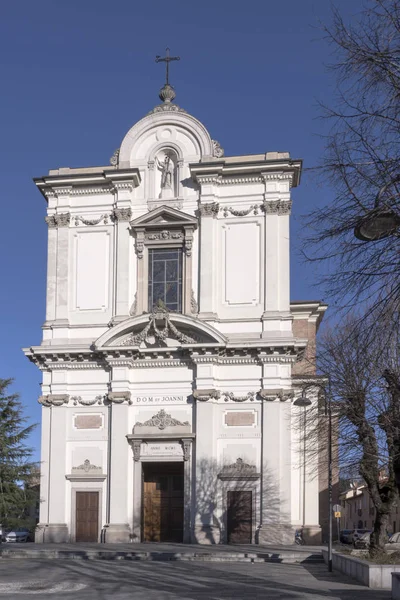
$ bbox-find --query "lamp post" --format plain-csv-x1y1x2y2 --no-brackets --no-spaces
294,383,333,573
354,178,400,241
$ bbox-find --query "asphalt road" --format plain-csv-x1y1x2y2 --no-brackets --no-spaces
0,559,392,599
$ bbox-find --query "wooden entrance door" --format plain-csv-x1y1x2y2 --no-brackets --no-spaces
143,463,184,542
227,491,252,544
76,491,99,542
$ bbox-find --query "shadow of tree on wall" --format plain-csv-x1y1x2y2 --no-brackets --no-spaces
193,457,290,545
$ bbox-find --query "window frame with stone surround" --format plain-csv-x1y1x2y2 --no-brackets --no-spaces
130,207,197,315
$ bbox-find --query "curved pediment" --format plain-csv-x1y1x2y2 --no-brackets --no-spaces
94,306,226,350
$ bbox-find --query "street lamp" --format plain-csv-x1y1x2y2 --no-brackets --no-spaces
294,384,333,573
354,179,400,241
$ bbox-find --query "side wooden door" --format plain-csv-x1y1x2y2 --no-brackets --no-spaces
227,491,252,544
76,491,99,542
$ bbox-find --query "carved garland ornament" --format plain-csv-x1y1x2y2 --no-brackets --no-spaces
135,409,189,431
74,215,109,226
71,395,103,406
223,391,256,403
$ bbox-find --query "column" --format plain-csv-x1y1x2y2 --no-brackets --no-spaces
198,203,219,319
112,208,132,322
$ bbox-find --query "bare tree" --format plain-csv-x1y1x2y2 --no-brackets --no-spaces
305,0,400,326
303,312,400,554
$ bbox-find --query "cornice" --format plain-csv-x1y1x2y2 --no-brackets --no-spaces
34,169,141,202
190,159,301,188
24,338,304,371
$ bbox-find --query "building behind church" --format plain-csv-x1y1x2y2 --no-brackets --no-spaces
24,77,327,545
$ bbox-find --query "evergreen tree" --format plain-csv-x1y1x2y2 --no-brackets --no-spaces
0,378,37,529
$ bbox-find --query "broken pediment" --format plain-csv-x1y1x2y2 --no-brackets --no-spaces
118,304,210,348
94,305,227,350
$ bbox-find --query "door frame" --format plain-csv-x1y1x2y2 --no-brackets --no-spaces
71,487,103,542
141,461,185,543
219,479,259,544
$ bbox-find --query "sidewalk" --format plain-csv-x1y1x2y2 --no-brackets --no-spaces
0,541,324,563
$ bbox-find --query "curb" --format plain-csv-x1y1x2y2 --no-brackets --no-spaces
0,549,324,563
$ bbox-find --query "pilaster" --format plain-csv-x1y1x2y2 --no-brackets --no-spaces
105,371,131,543
198,202,219,319
112,208,132,322
258,399,294,545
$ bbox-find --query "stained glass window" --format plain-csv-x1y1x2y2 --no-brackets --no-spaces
148,248,183,312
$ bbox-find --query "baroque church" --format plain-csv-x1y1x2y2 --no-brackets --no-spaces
24,56,327,545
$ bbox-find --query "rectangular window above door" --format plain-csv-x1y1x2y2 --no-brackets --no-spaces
148,248,183,312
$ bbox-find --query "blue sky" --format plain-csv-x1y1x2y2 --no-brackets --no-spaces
0,0,363,459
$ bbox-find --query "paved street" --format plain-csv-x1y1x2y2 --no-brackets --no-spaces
0,559,391,599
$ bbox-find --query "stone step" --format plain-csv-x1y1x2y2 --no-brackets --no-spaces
0,548,323,563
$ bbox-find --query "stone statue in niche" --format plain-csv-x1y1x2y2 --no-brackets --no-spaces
155,151,176,199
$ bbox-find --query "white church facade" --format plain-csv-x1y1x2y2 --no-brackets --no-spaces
24,75,327,545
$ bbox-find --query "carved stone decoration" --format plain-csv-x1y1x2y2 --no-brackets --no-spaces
212,139,224,158
199,202,219,218
132,440,141,461
45,213,70,228
107,391,132,405
74,215,109,226
259,389,294,402
262,200,293,215
54,213,71,228
191,290,198,314
129,292,137,317
120,304,197,347
38,394,69,407
72,459,102,474
71,395,103,406
193,389,221,402
222,205,260,218
223,392,256,403
45,215,57,228
182,439,192,461
110,148,120,166
218,457,260,480
112,208,132,222
145,230,183,242
135,409,189,431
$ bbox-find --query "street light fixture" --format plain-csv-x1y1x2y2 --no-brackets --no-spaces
294,384,333,573
354,179,400,241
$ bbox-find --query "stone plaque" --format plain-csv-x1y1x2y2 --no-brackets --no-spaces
224,411,255,427
74,414,103,430
141,442,183,458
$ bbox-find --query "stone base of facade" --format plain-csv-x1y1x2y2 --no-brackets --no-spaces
302,525,322,545
104,523,131,543
256,523,295,545
193,524,221,545
35,523,69,543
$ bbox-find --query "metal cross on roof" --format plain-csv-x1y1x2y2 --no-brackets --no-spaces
155,47,180,85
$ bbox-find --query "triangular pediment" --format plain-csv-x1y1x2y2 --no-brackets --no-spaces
130,205,198,229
